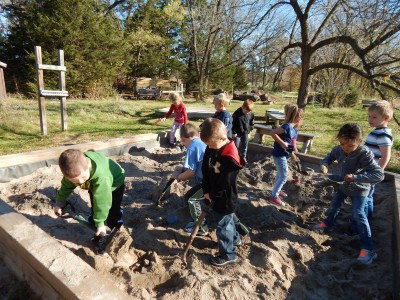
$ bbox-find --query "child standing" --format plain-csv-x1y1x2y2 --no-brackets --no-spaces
212,93,233,139
54,149,125,239
364,100,393,223
159,92,188,147
232,99,255,163
200,118,245,266
268,105,304,206
315,123,384,264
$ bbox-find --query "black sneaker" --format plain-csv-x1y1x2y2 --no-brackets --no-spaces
211,255,237,266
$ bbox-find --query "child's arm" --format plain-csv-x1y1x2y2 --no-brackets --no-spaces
177,169,195,181
270,127,288,149
378,145,391,169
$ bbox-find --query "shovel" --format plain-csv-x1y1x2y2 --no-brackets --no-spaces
326,174,345,185
182,200,214,267
60,201,118,254
153,178,176,206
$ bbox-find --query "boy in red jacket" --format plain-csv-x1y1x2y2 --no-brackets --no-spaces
200,118,245,266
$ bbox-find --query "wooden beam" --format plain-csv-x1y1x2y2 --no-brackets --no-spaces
38,64,66,71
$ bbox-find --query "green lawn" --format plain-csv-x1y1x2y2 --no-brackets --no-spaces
1,95,399,173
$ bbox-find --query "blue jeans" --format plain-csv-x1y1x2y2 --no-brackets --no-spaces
271,155,288,198
366,184,375,225
324,189,374,250
215,212,240,260
234,134,249,162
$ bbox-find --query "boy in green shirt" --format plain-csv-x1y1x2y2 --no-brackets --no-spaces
54,149,125,238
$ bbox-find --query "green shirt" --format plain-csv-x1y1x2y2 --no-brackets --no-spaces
56,151,125,228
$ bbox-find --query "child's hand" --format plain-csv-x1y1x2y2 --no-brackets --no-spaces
344,174,355,182
96,226,107,236
53,204,63,216
280,142,288,149
160,117,166,122
320,164,328,174
204,193,212,204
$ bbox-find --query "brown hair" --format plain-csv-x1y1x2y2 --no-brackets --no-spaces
368,100,393,120
284,104,304,123
242,99,254,111
213,93,230,107
337,123,363,143
200,118,227,143
58,149,89,178
180,123,199,139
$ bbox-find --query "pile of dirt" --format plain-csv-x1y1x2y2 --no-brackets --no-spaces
0,146,394,299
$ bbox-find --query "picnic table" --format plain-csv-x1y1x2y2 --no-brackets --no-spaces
265,109,285,126
253,124,318,154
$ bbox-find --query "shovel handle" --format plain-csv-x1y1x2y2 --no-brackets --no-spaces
182,200,214,265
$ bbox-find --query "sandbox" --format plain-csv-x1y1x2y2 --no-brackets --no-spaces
0,134,399,299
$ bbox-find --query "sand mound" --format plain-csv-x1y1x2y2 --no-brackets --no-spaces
0,146,394,299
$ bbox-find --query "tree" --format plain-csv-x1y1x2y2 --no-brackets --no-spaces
270,0,400,108
184,0,281,98
2,0,126,97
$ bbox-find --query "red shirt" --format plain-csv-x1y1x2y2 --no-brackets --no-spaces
165,103,188,124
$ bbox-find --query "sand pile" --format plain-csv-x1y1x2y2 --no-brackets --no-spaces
0,146,394,299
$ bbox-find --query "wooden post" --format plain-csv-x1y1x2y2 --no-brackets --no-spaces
34,46,47,135
0,61,7,100
58,50,67,131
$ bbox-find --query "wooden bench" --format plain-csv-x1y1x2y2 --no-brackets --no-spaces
253,124,318,153
362,99,378,108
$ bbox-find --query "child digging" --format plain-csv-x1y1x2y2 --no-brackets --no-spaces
54,149,125,246
268,104,304,206
315,123,384,264
158,92,188,147
200,118,245,266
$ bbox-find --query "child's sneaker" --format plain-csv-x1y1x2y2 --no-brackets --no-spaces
278,191,288,198
312,221,328,230
184,222,209,235
267,196,285,207
210,255,237,266
357,249,377,264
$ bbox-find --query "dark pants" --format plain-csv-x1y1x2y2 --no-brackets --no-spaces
89,183,125,229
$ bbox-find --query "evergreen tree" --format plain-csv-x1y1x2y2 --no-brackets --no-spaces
2,0,125,97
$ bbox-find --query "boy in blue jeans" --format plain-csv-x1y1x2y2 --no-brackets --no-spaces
364,100,393,224
315,123,384,264
200,118,245,266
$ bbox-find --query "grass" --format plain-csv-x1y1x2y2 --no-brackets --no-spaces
1,94,399,173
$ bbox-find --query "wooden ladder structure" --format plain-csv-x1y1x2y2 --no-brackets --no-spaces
34,46,68,135
0,61,7,100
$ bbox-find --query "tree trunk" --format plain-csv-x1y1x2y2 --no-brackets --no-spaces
297,50,311,109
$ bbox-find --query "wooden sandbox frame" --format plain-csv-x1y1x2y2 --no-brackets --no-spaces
0,139,399,299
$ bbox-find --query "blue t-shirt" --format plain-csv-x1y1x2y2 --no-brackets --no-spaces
271,123,296,157
183,137,207,184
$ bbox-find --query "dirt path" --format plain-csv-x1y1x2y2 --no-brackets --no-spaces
0,146,394,299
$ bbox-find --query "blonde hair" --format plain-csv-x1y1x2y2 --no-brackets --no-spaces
169,92,182,103
200,118,227,143
59,149,89,178
368,100,393,120
284,104,304,123
242,99,254,111
213,93,230,107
